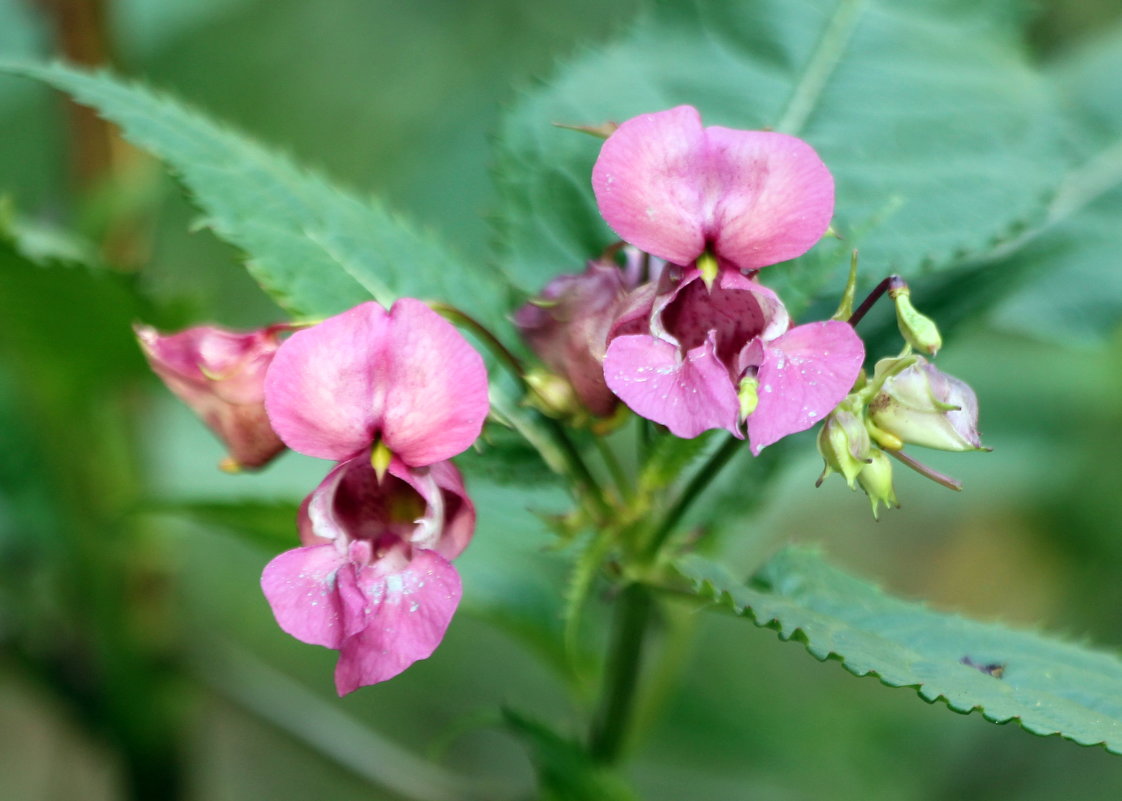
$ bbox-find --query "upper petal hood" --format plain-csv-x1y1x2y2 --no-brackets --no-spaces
592,105,834,270
265,299,489,465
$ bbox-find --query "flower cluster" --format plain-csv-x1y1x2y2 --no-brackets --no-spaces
518,105,864,452
818,350,987,517
136,103,985,696
138,300,489,694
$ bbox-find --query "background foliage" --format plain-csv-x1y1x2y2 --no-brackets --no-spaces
3,1,1122,799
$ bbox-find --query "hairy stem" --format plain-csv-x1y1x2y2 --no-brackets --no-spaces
589,583,653,764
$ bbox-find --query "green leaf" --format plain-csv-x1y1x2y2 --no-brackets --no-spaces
2,61,510,326
986,25,1122,344
150,500,300,552
677,548,1122,753
493,0,1069,314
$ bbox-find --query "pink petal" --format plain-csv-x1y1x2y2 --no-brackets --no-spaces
136,323,288,468
592,106,834,270
747,321,864,454
704,127,834,269
333,551,462,694
380,299,490,466
265,302,390,460
592,106,709,265
413,461,475,561
261,544,349,649
604,332,742,439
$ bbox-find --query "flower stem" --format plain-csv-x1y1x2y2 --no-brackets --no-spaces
594,435,632,500
888,448,964,491
847,274,906,328
431,301,612,519
428,302,526,377
589,582,653,764
643,434,742,559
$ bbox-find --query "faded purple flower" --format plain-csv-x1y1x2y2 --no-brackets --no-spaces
513,251,650,417
135,322,290,471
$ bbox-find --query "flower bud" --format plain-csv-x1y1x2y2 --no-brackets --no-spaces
524,368,583,419
890,285,942,356
857,449,899,519
816,402,872,490
513,258,636,418
135,322,290,470
867,357,985,452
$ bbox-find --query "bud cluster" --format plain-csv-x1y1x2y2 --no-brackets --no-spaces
817,282,987,517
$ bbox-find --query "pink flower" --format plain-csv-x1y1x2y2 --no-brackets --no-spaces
134,322,290,470
262,456,474,694
603,268,864,452
592,105,834,271
260,299,489,692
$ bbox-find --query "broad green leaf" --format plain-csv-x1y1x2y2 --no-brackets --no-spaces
677,548,1122,753
493,0,1069,314
987,25,1122,344
2,62,510,326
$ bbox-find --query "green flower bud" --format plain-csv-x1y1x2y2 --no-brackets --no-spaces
868,356,986,452
890,285,942,356
816,403,872,489
858,449,899,519
525,368,583,420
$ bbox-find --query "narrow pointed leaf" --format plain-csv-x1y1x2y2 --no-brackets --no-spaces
2,61,510,326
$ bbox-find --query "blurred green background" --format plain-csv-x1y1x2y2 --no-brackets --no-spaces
3,1,1122,799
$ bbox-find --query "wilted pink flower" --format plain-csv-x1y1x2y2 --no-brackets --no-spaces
513,251,651,417
262,455,474,694
592,105,834,271
135,322,290,470
604,268,864,452
261,299,489,692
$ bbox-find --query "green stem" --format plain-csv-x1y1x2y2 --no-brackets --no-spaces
847,274,905,328
548,416,614,519
429,302,526,378
589,582,653,764
431,301,612,519
643,434,742,559
594,435,632,500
